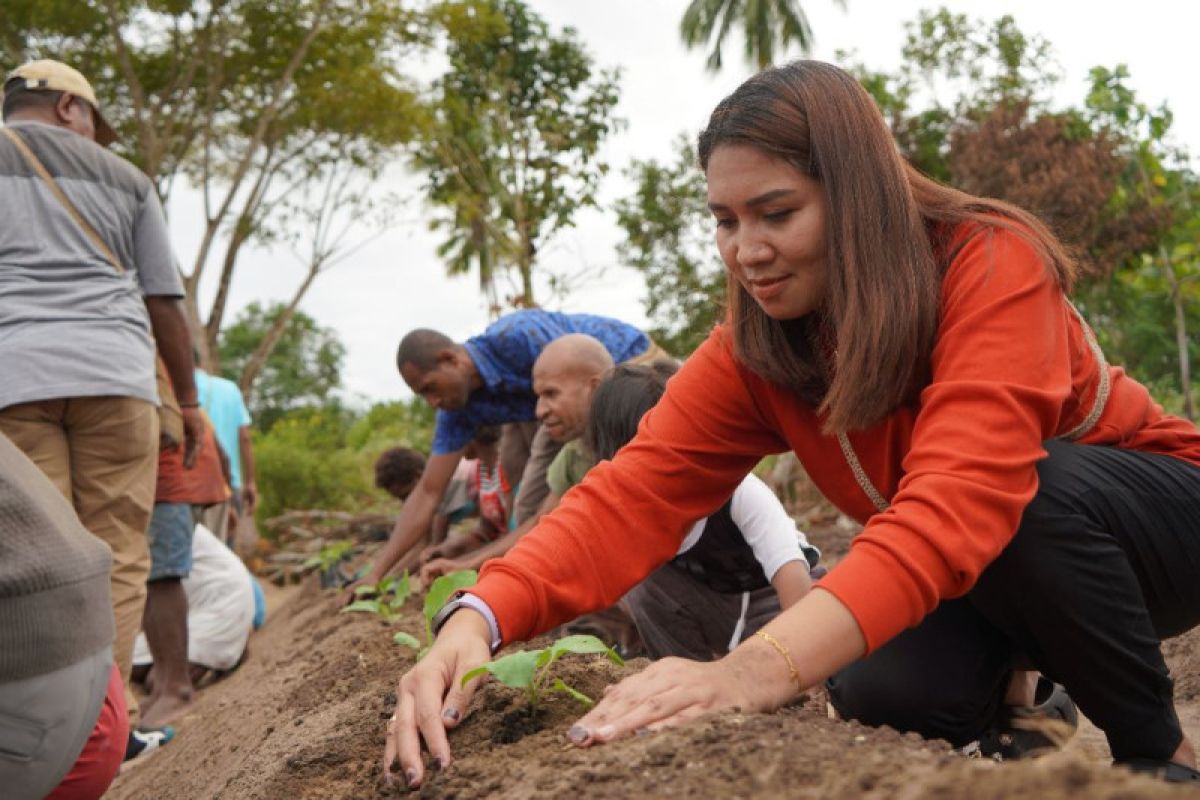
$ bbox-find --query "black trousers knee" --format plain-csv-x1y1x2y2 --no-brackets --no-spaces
827,440,1200,761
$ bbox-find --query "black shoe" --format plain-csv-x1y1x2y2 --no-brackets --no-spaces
977,678,1078,761
1117,758,1200,783
124,726,175,762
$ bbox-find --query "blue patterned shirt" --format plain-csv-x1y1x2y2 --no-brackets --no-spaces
431,310,649,454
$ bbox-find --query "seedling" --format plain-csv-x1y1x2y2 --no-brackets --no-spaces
340,572,413,622
462,634,624,709
393,569,479,658
303,539,354,572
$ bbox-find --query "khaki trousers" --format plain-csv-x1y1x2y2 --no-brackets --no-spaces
0,397,158,726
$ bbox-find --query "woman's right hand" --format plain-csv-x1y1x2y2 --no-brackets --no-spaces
383,608,492,789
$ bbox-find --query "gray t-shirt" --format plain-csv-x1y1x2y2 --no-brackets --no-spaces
0,121,183,409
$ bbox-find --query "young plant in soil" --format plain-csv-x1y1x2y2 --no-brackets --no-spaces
303,539,356,588
341,572,413,622
393,570,479,657
462,635,625,743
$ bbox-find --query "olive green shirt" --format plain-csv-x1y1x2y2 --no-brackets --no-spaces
546,439,595,496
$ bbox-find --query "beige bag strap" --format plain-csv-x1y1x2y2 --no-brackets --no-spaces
1,126,126,274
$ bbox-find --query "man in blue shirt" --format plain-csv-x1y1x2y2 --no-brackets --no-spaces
194,368,256,544
351,309,664,594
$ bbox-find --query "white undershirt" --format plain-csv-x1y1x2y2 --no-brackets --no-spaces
675,473,817,581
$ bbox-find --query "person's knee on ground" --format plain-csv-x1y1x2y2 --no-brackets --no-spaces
826,601,1010,748
968,440,1193,764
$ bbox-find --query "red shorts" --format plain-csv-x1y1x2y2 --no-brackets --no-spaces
46,664,128,800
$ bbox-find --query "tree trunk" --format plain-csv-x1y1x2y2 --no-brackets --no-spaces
238,264,321,394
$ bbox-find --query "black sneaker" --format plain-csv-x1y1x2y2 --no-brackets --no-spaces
977,678,1078,761
124,726,175,762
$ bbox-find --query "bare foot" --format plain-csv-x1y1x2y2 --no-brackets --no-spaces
139,687,194,729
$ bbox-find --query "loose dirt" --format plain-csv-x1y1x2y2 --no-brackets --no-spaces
109,532,1200,799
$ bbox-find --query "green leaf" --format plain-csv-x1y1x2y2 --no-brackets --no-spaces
547,634,624,665
550,678,594,707
423,570,480,643
462,649,542,690
394,571,413,604
354,585,377,596
424,570,480,621
342,600,381,615
393,632,421,649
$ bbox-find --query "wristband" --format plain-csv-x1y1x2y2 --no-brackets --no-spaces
431,592,502,653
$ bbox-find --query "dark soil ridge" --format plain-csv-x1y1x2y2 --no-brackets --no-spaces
109,564,1200,799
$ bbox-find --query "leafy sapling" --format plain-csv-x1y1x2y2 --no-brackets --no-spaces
341,572,413,622
303,539,356,588
394,569,479,658
462,635,625,709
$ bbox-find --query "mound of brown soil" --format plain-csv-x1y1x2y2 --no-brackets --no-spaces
108,574,1200,799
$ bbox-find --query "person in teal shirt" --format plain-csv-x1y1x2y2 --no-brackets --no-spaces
194,368,256,516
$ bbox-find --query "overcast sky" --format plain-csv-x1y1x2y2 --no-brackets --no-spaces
174,0,1200,407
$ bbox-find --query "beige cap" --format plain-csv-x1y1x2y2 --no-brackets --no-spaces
5,59,117,146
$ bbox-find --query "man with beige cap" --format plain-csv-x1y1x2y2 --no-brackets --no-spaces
0,58,201,754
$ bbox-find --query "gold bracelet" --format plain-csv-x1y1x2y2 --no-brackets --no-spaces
754,630,804,694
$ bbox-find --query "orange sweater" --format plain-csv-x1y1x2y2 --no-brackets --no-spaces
472,226,1200,653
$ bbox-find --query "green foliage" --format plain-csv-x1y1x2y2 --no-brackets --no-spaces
390,569,477,657
219,302,346,432
341,572,414,622
253,397,436,527
5,0,424,380
345,399,435,454
253,403,369,524
679,0,843,72
302,539,355,572
462,635,624,708
615,136,726,357
840,8,1059,178
417,0,623,309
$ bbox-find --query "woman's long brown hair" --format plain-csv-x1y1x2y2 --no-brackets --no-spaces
698,61,1076,434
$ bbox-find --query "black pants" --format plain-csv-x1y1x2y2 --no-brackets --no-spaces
827,440,1200,761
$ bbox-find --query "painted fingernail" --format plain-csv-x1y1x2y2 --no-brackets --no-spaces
435,757,448,771
405,769,418,787
596,725,615,740
635,726,651,737
384,772,395,787
443,708,460,723
567,725,589,744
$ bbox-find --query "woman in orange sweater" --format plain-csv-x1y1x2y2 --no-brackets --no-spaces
384,61,1200,788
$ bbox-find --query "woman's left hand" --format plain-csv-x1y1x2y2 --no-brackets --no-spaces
563,654,771,746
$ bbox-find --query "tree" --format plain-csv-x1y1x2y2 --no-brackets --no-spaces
1079,66,1198,418
615,136,726,356
947,101,1168,277
218,302,345,431
679,0,844,73
416,0,622,312
3,0,422,371
621,8,1196,411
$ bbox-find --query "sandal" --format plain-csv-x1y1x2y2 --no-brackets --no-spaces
1117,758,1200,783
977,678,1078,761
